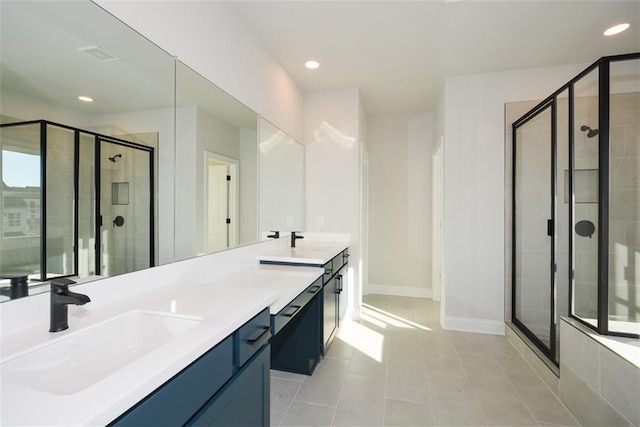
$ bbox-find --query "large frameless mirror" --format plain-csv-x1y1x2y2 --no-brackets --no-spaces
258,118,305,237
0,0,175,300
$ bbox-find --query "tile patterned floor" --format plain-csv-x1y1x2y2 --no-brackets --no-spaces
270,295,580,427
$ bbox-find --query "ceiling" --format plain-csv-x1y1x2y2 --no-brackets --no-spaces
230,0,640,115
0,1,256,128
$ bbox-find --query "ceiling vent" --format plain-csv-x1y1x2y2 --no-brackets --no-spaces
77,46,119,62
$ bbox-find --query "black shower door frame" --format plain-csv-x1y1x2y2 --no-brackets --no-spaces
512,99,559,364
511,53,640,365
0,119,155,281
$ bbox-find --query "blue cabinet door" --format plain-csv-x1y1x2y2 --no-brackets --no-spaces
187,345,270,426
323,277,337,354
109,337,234,426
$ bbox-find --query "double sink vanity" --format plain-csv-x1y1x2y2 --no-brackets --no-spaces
0,236,349,426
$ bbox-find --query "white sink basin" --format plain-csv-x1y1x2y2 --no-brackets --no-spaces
2,311,201,395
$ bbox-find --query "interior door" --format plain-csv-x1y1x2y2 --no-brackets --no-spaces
206,163,230,253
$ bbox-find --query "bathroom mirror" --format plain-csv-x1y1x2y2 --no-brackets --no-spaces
0,0,176,299
174,61,259,261
258,118,305,235
0,0,306,302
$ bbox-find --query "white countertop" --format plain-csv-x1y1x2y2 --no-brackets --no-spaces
221,264,324,314
0,262,323,426
258,240,349,265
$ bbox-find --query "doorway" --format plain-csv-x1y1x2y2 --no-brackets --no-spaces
204,152,238,253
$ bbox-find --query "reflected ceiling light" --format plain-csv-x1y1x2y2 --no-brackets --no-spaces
78,96,93,102
604,23,630,36
305,60,320,70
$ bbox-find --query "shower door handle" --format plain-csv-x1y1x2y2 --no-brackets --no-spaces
547,219,554,237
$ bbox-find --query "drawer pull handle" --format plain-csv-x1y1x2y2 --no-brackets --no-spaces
308,285,321,294
283,305,301,317
246,326,271,345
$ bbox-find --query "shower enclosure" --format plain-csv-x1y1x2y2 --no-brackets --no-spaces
0,120,154,289
512,53,639,365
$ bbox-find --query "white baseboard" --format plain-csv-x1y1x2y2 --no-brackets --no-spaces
443,315,505,335
366,284,432,299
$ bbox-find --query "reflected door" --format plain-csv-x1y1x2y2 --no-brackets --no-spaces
206,163,230,253
98,139,153,276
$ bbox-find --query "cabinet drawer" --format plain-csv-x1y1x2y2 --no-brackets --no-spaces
110,336,233,426
271,277,323,335
234,307,271,368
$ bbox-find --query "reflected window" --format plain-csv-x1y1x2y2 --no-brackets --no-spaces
2,150,41,238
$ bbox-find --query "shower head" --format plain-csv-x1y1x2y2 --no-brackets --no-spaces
580,125,599,138
108,153,122,163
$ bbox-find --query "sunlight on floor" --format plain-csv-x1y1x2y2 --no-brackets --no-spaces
363,303,434,331
334,301,434,363
336,315,385,362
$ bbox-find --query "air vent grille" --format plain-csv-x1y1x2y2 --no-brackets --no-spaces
77,46,119,62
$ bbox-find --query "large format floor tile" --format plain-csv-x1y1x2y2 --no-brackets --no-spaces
270,295,579,426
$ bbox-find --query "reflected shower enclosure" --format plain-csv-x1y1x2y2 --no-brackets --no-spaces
511,53,640,365
0,120,155,288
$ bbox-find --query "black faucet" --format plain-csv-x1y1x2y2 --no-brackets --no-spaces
50,278,90,332
267,231,280,239
291,231,304,248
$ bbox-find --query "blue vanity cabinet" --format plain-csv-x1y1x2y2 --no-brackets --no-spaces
110,308,271,427
322,249,348,354
260,248,349,359
270,277,323,375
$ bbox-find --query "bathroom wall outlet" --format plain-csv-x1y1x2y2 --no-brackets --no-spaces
286,216,293,227
317,217,324,228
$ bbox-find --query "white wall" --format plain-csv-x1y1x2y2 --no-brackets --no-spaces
439,63,588,334
239,127,258,245
304,89,363,317
94,0,303,141
367,113,434,297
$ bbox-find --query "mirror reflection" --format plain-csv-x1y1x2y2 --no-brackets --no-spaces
174,61,259,261
258,118,305,235
0,0,175,300
0,0,307,303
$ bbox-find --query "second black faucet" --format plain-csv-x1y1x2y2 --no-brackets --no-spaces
290,231,304,248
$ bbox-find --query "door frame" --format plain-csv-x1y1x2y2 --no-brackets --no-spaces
432,137,444,304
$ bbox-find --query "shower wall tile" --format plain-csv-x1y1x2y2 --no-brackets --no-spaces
560,320,600,392
560,319,638,427
601,347,640,427
560,361,631,427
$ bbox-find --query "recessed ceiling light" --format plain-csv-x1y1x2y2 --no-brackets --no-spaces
78,96,93,103
305,60,320,70
604,23,630,36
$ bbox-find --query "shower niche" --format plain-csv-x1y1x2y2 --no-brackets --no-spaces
511,53,639,365
0,120,155,287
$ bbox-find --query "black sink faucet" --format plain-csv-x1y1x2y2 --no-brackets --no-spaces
291,231,304,248
50,278,90,332
267,231,280,239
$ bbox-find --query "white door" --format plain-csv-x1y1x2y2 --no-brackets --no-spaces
207,163,229,252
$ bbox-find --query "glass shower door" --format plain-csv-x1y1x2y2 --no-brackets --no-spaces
513,102,556,359
98,139,153,276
